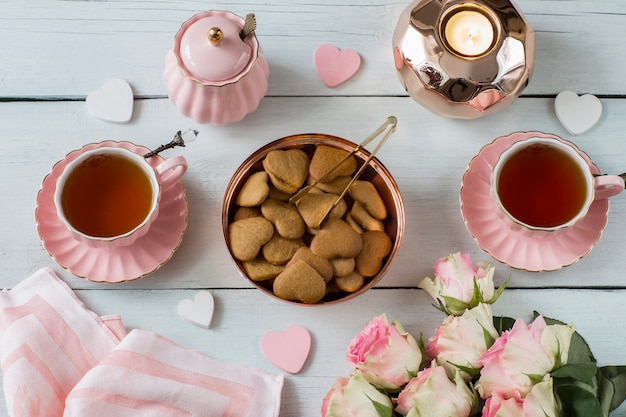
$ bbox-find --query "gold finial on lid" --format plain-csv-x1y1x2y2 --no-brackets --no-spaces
207,27,223,45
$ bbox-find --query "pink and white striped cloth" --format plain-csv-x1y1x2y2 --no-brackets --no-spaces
0,268,283,417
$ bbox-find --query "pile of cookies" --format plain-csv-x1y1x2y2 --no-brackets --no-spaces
227,143,394,304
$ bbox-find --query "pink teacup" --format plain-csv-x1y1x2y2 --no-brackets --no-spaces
492,136,623,235
54,146,187,249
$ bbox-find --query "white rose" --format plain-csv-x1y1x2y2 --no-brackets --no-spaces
523,376,559,417
322,371,393,417
418,253,499,316
426,303,499,380
395,361,475,417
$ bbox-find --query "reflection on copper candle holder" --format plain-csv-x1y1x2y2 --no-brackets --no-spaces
392,0,535,119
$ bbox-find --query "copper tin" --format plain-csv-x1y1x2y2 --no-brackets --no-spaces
221,134,405,306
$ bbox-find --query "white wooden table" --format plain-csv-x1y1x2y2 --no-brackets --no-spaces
2,1,626,415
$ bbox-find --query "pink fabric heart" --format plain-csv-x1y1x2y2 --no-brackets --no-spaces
261,325,311,374
314,44,361,88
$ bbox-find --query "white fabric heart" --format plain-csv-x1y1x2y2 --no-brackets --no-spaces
86,78,134,123
554,91,602,135
177,291,215,328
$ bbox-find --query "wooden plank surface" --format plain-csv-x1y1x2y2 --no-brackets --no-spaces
1,1,626,98
2,97,626,289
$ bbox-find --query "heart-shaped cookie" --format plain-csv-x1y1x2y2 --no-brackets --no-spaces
261,325,311,373
355,230,392,277
310,218,363,259
349,180,387,220
261,198,306,239
554,90,602,135
262,149,310,194
236,171,270,207
86,78,134,123
228,217,275,261
273,260,327,304
296,191,347,229
177,291,215,328
286,247,333,282
309,145,357,182
314,44,361,88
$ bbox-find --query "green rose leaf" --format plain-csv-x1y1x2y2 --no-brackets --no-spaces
552,363,598,386
599,366,626,411
487,278,508,304
554,383,603,417
439,295,469,316
482,324,496,348
448,361,481,379
492,315,515,335
597,368,615,417
366,395,393,417
469,279,482,308
567,331,596,365
526,373,545,385
418,333,426,368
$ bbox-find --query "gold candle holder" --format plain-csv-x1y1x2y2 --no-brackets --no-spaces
392,0,535,119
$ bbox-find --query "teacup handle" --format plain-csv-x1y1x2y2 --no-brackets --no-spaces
594,175,625,200
156,155,188,190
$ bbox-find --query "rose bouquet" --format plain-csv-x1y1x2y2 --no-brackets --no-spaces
321,253,626,417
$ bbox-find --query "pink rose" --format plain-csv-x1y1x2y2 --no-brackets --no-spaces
482,390,524,417
426,303,499,380
346,314,422,390
395,361,475,417
321,371,393,417
418,253,500,316
476,315,574,399
482,377,559,417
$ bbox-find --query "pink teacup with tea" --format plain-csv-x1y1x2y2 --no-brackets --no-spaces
54,146,187,249
492,136,623,234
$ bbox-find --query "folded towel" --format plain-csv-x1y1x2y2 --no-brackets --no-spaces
64,330,283,417
0,268,124,417
0,268,283,417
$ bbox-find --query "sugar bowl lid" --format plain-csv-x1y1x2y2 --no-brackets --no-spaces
174,10,257,84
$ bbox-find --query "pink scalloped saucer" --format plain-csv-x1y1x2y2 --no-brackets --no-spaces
35,141,188,283
460,131,609,272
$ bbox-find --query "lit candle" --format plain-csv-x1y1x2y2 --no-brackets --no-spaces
443,8,495,57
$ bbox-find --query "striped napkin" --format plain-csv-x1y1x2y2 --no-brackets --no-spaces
0,268,283,417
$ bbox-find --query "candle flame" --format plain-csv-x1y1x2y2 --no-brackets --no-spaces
442,7,495,56
466,27,479,46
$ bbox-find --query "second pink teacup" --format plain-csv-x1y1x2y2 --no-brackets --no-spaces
492,136,623,234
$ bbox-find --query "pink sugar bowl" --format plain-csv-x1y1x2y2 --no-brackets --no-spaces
163,10,270,125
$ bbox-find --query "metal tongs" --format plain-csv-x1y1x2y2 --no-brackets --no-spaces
289,116,398,228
